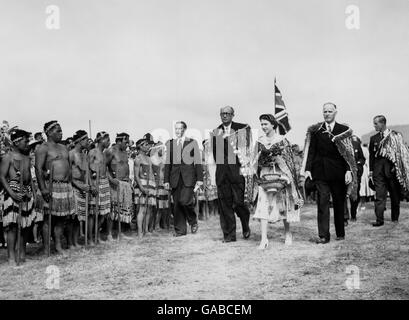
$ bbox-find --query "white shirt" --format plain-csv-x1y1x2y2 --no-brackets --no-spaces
177,136,185,146
381,129,390,138
325,121,335,132
223,124,232,135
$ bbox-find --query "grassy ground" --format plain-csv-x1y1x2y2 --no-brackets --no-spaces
0,202,408,300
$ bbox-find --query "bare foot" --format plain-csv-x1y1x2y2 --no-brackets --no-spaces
106,234,113,242
89,240,95,247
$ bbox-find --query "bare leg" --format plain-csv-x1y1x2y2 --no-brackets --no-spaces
107,215,113,242
145,206,152,234
33,224,38,242
20,228,29,262
155,208,163,231
148,206,156,232
72,218,80,248
66,218,74,249
97,215,105,242
88,215,95,246
42,215,50,254
283,219,292,245
137,205,145,239
7,226,17,265
258,219,269,249
54,217,65,254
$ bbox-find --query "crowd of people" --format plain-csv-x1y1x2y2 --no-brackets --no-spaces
1,103,408,266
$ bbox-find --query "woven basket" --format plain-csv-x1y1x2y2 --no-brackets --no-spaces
259,173,289,193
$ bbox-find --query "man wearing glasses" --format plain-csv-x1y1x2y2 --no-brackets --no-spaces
212,106,251,243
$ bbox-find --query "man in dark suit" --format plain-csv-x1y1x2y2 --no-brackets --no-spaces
164,121,203,236
212,106,251,243
369,115,401,226
305,102,353,243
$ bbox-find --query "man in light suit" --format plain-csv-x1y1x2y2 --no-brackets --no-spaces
164,121,203,236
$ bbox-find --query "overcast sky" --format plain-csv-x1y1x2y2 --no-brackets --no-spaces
1,0,408,145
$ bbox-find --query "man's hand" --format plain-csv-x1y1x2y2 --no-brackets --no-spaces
164,182,170,190
345,171,353,185
10,191,23,203
304,171,312,180
41,189,51,203
90,186,98,197
111,178,119,187
81,184,91,193
140,187,148,195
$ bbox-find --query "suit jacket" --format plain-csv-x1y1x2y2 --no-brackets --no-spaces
212,121,250,186
305,122,350,181
369,132,394,178
164,137,203,188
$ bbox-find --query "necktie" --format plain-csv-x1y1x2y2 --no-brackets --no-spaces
327,124,332,133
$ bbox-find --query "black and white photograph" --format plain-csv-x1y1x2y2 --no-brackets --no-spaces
1,0,409,305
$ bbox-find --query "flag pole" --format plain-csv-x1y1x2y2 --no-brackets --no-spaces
89,120,92,138
273,76,276,109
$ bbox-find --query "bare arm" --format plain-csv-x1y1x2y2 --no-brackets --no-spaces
35,144,50,201
104,148,118,186
134,157,147,194
0,154,22,202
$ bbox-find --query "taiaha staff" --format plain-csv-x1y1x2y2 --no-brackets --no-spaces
117,184,121,240
84,160,90,248
16,162,23,266
48,163,54,257
95,169,100,244
113,165,121,241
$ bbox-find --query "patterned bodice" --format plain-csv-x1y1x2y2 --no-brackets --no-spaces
257,140,286,168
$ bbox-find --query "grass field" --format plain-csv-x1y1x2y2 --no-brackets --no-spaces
0,202,408,300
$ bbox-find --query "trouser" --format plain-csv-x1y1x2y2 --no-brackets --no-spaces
172,179,197,235
316,180,347,239
217,181,250,241
373,172,400,223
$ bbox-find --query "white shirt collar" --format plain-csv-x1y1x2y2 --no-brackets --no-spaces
177,136,185,144
325,121,335,131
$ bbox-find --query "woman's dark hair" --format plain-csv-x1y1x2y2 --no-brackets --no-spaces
259,114,286,135
259,114,278,129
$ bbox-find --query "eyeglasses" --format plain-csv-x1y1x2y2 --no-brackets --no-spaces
220,112,233,116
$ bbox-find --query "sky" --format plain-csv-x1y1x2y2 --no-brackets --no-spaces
1,0,408,146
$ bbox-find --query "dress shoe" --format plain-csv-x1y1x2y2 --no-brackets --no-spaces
335,236,345,241
315,238,330,244
392,220,399,224
222,238,236,243
191,224,199,234
173,233,186,237
243,229,251,239
344,220,349,226
372,222,384,227
351,217,357,222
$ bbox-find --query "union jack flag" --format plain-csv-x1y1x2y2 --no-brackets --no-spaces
274,80,291,134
